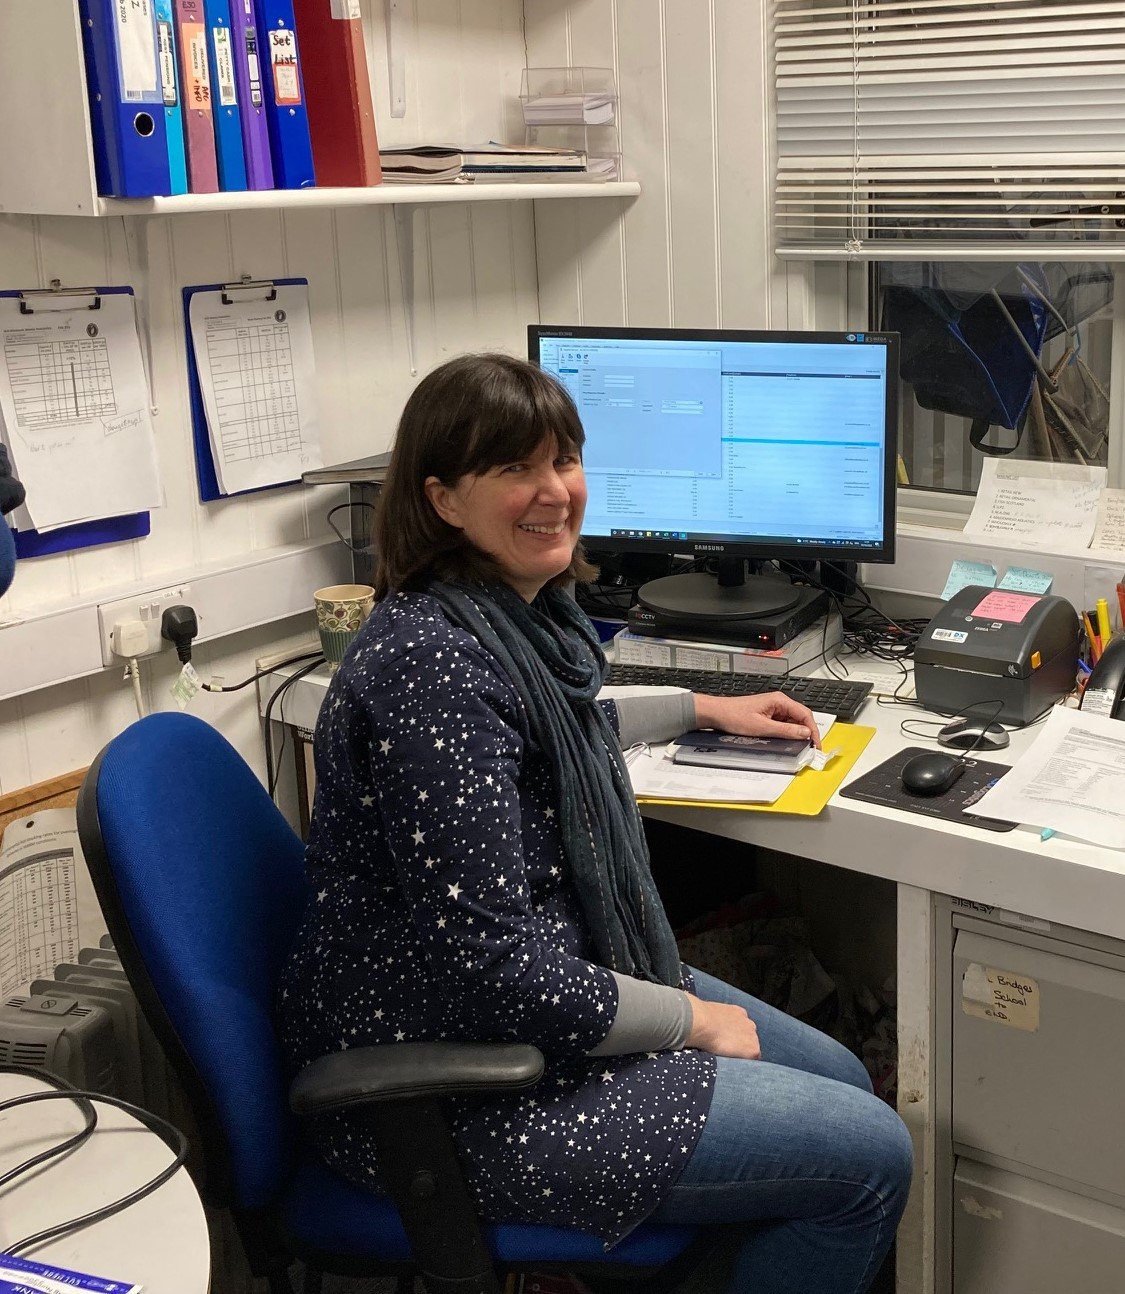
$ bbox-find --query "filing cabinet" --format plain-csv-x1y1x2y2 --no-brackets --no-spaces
940,904,1125,1294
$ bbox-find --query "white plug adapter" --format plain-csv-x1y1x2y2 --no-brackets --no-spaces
110,619,149,659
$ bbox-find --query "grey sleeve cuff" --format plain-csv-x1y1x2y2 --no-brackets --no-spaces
615,692,697,748
587,971,693,1056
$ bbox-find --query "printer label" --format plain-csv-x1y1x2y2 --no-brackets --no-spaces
970,590,1040,624
932,628,968,643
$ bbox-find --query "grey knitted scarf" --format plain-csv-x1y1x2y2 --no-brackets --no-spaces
429,580,682,988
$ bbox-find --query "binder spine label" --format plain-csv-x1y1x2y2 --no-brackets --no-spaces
185,23,212,109
244,29,264,106
330,0,362,16
157,20,178,106
212,27,239,105
114,0,160,101
269,29,302,105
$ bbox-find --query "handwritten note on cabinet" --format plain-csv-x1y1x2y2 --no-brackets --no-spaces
961,962,1040,1032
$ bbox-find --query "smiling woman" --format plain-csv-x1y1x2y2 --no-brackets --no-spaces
276,352,910,1294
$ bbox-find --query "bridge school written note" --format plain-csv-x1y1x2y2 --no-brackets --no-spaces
964,459,1105,552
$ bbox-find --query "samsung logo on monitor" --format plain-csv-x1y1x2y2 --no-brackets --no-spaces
694,543,727,553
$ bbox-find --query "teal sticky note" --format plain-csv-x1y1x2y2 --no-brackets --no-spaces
941,559,997,601
998,566,1053,595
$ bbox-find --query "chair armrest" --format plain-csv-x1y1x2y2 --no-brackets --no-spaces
289,1041,545,1116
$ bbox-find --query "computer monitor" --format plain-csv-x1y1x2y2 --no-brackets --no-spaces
529,324,899,623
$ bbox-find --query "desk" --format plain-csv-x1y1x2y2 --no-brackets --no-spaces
259,656,1125,1294
0,1071,210,1293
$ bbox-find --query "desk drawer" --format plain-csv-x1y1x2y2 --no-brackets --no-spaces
953,929,1125,1197
954,1161,1125,1294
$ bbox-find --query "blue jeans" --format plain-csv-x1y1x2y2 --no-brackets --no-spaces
650,969,913,1294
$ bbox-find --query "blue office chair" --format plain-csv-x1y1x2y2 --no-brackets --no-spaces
76,713,703,1294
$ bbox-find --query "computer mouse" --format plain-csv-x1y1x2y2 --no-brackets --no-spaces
937,716,1011,751
900,751,966,797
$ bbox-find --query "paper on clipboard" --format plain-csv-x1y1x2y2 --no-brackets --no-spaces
0,290,162,531
187,282,323,494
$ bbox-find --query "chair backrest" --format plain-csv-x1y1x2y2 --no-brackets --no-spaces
77,712,310,1211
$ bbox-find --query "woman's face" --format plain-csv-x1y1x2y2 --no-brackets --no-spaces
425,435,587,601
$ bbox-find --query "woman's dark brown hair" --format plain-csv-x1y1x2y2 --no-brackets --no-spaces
373,352,597,598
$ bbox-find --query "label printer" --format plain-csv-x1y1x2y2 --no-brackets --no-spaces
915,585,1080,726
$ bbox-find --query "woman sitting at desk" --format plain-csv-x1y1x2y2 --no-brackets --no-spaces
277,354,912,1294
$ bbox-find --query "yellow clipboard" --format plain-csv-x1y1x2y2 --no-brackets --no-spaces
636,721,875,816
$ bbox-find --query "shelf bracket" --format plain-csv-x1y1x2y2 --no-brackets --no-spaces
393,203,418,376
120,214,158,416
385,0,406,118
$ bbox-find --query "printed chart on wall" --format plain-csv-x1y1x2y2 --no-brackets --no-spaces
0,808,108,998
186,280,323,495
0,289,163,531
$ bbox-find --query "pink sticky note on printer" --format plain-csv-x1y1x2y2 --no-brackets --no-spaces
970,590,1040,623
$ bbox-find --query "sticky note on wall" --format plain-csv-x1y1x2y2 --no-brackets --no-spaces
941,559,997,602
998,567,1053,595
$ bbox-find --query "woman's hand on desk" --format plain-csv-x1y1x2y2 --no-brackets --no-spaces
692,692,821,748
684,993,761,1060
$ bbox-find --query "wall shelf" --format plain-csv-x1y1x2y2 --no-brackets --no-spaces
99,181,641,218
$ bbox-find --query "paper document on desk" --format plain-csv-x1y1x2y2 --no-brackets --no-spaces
0,1252,141,1293
0,291,162,531
626,712,836,804
971,707,1125,848
963,459,1105,551
0,808,108,998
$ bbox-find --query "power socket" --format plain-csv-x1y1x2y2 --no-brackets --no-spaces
96,584,194,667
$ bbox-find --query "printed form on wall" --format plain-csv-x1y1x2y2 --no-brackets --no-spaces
0,291,163,531
188,281,323,495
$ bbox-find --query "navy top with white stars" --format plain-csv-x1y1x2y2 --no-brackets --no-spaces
277,591,716,1245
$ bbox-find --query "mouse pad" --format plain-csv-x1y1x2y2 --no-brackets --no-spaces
839,747,1017,833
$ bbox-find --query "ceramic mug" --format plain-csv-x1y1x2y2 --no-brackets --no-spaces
314,584,375,671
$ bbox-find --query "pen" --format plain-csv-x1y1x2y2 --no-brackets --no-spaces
1097,596,1113,649
1040,827,1056,842
1116,582,1125,631
1083,610,1101,663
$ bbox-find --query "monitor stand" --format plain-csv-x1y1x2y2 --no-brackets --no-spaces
637,558,802,623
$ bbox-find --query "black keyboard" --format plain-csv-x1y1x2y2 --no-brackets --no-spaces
606,663,872,723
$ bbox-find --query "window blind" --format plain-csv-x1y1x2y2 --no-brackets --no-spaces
774,0,1125,257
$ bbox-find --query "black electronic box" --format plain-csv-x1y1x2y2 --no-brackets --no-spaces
914,585,1080,725
627,586,830,649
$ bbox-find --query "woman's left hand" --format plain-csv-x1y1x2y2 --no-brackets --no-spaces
692,692,821,747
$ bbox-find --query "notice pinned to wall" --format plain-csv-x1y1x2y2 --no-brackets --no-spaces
961,962,1040,1032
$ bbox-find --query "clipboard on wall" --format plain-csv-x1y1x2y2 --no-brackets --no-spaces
183,276,323,501
0,284,154,558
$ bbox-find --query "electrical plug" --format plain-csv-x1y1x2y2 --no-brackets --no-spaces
161,604,199,663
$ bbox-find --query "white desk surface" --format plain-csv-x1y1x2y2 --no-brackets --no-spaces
260,653,1125,946
0,1071,210,1293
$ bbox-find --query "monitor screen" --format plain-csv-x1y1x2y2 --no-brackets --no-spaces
529,325,898,566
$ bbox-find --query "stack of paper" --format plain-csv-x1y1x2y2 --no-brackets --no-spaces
522,94,616,125
0,291,162,534
626,712,838,806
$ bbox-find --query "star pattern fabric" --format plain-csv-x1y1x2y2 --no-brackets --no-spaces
277,591,716,1246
